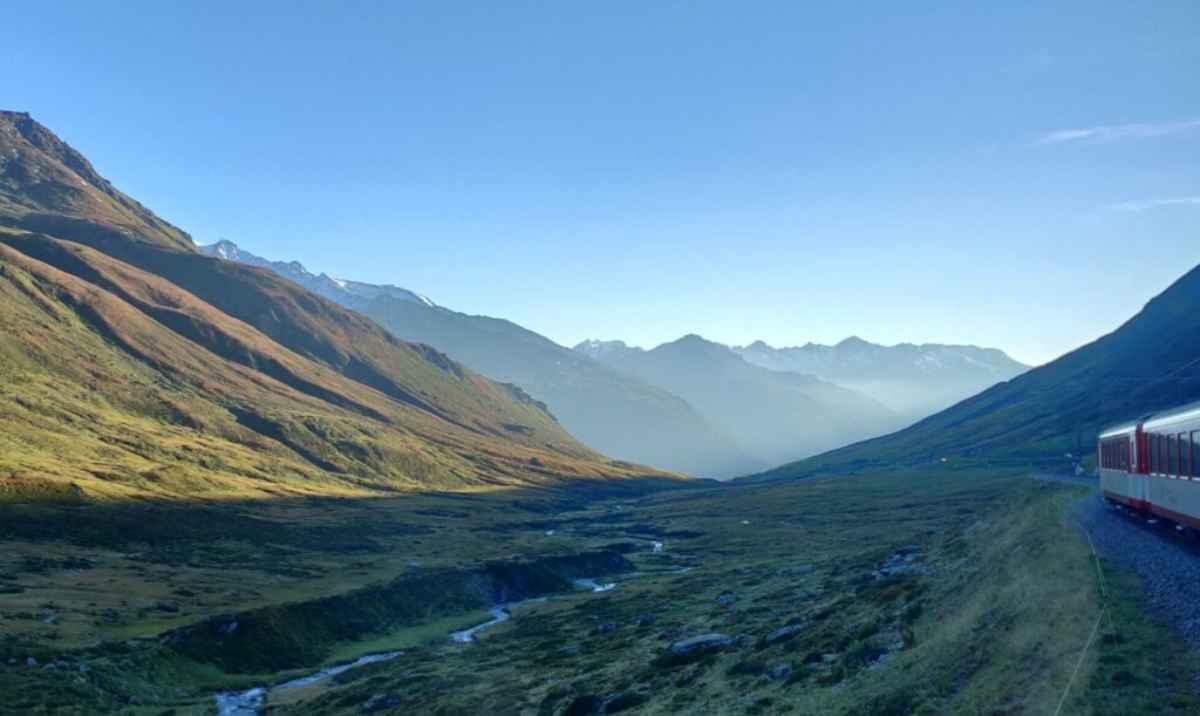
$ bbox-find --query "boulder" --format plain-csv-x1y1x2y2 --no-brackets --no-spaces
601,691,648,713
565,695,603,715
671,633,733,655
764,623,804,644
361,694,403,713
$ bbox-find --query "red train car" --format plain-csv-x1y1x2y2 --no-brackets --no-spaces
1099,400,1200,528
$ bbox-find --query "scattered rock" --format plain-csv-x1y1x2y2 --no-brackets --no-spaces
716,591,739,606
632,614,656,627
777,564,814,577
594,622,617,634
671,633,734,655
361,693,403,713
560,643,584,656
25,657,37,667
873,549,931,578
766,663,793,681
565,694,604,715
764,623,804,645
601,691,647,713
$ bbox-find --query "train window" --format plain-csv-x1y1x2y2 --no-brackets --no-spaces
1169,436,1178,476
1192,432,1199,478
1148,434,1157,473
1180,433,1189,477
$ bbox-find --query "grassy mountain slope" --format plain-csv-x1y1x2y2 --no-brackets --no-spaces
0,112,668,499
580,334,903,468
364,296,753,478
754,263,1200,480
195,240,751,478
0,111,192,252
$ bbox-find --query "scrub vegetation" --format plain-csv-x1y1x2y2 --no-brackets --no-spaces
2,467,1195,714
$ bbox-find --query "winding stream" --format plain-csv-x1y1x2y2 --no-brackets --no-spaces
450,605,512,643
216,650,406,716
572,577,616,592
213,577,618,714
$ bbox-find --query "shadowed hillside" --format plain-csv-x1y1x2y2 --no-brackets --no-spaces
363,296,755,478
196,240,753,478
0,112,671,499
753,263,1200,480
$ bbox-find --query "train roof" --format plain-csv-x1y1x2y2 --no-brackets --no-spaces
1098,420,1141,439
1143,398,1200,431
1098,398,1200,438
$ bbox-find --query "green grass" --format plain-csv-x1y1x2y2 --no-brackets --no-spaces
323,611,494,665
2,468,1196,714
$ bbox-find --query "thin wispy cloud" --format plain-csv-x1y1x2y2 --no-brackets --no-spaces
1039,118,1200,144
1106,196,1200,212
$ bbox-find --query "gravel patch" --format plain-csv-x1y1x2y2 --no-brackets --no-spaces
1074,489,1200,649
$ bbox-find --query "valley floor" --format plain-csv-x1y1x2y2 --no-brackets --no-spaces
1,466,1197,714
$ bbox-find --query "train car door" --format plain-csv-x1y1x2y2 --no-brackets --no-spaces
1134,433,1151,508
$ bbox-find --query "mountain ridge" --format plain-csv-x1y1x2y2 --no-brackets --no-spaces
750,262,1200,481
202,239,436,312
577,333,904,468
198,242,755,478
731,336,1029,421
0,111,669,500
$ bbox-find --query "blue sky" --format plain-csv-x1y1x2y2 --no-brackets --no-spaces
7,1,1199,365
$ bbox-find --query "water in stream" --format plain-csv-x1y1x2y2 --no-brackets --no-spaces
215,650,406,716
213,580,612,713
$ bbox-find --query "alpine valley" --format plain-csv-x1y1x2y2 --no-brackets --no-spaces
3,110,1199,716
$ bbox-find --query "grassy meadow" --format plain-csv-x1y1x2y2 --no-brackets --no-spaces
2,465,1196,714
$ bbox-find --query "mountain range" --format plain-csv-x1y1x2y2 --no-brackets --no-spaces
0,111,664,501
754,261,1200,480
203,239,436,312
575,335,905,468
199,241,753,478
733,337,1029,422
199,239,1031,477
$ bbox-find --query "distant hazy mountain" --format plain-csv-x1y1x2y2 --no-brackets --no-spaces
733,337,1029,422
751,263,1200,480
576,335,903,468
200,243,753,478
362,299,756,477
200,240,435,312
